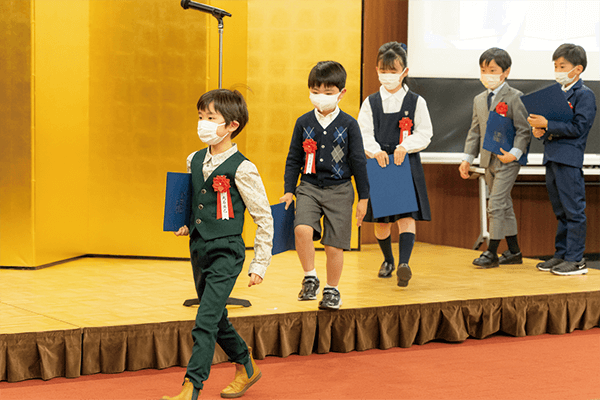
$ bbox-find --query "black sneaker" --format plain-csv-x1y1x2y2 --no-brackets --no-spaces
318,287,342,310
396,263,412,287
551,259,588,276
536,257,563,271
298,276,320,301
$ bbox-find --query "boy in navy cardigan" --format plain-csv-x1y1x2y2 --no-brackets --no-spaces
280,61,369,310
528,43,597,276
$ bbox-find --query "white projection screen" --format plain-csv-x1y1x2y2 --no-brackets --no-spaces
408,0,600,80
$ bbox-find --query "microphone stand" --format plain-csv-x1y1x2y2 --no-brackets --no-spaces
181,0,251,308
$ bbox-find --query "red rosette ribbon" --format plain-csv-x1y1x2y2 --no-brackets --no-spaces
568,101,573,110
303,139,317,174
495,101,508,117
399,117,413,144
212,175,234,220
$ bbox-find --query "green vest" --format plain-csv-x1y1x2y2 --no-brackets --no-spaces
190,148,247,241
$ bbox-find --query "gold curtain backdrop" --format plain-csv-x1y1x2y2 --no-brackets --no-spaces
0,0,363,268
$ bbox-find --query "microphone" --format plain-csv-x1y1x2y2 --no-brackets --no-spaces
181,0,232,19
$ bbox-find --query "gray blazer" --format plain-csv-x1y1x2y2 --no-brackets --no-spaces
464,83,531,168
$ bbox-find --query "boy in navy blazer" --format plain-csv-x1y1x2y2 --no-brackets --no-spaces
528,43,597,276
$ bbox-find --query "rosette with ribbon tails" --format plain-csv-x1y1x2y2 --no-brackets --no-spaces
495,101,508,117
399,117,413,144
212,175,234,220
303,138,317,174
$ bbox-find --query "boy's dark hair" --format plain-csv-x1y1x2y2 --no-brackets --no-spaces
479,47,512,71
377,41,407,70
553,43,587,71
197,89,248,139
308,61,346,91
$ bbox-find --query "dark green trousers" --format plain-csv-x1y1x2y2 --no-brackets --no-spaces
186,233,250,389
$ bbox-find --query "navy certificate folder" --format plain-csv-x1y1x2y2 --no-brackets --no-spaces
271,202,296,255
483,111,515,155
520,83,573,122
163,172,192,232
366,155,418,219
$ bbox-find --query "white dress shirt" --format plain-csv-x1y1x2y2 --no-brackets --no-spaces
358,85,433,156
186,144,273,278
314,106,340,129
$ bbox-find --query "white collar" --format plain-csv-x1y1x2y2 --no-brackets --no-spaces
314,106,340,122
380,84,408,101
203,143,238,164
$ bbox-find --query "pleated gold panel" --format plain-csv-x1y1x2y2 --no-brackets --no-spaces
243,0,363,249
88,0,211,257
0,1,34,267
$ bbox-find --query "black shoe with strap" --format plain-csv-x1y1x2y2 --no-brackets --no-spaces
498,250,522,265
396,263,412,287
378,261,395,278
473,250,499,269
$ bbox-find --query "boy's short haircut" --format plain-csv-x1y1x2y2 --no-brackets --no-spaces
479,47,512,71
308,61,346,91
197,89,249,138
553,43,587,72
377,41,407,70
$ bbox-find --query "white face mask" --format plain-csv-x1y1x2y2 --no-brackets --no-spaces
378,69,406,91
480,74,502,90
197,120,226,145
555,68,576,86
309,92,340,113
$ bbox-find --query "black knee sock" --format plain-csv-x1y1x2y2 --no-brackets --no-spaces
398,232,415,265
506,235,520,254
377,236,394,264
487,239,500,255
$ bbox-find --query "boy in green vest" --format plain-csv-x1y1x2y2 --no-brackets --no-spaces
162,89,273,400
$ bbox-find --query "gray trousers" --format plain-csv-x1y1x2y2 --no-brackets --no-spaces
484,156,521,240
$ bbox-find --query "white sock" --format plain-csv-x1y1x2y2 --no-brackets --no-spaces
304,268,317,277
325,284,338,290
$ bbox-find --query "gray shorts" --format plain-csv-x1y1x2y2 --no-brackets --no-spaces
294,180,354,250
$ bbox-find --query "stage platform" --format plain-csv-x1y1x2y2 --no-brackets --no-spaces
1,243,599,382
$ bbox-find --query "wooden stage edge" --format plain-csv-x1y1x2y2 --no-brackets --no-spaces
1,243,599,382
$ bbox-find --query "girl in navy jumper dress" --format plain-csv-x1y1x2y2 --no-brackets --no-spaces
358,42,433,287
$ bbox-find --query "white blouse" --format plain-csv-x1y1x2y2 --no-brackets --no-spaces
358,85,433,156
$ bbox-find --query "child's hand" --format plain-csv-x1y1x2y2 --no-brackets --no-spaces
497,148,517,164
393,146,407,165
374,151,389,168
356,199,368,227
527,114,548,129
248,273,263,287
279,193,294,210
532,127,546,138
174,225,189,236
458,161,471,179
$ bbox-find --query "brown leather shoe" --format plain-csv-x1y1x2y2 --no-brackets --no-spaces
220,349,261,398
162,378,200,400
